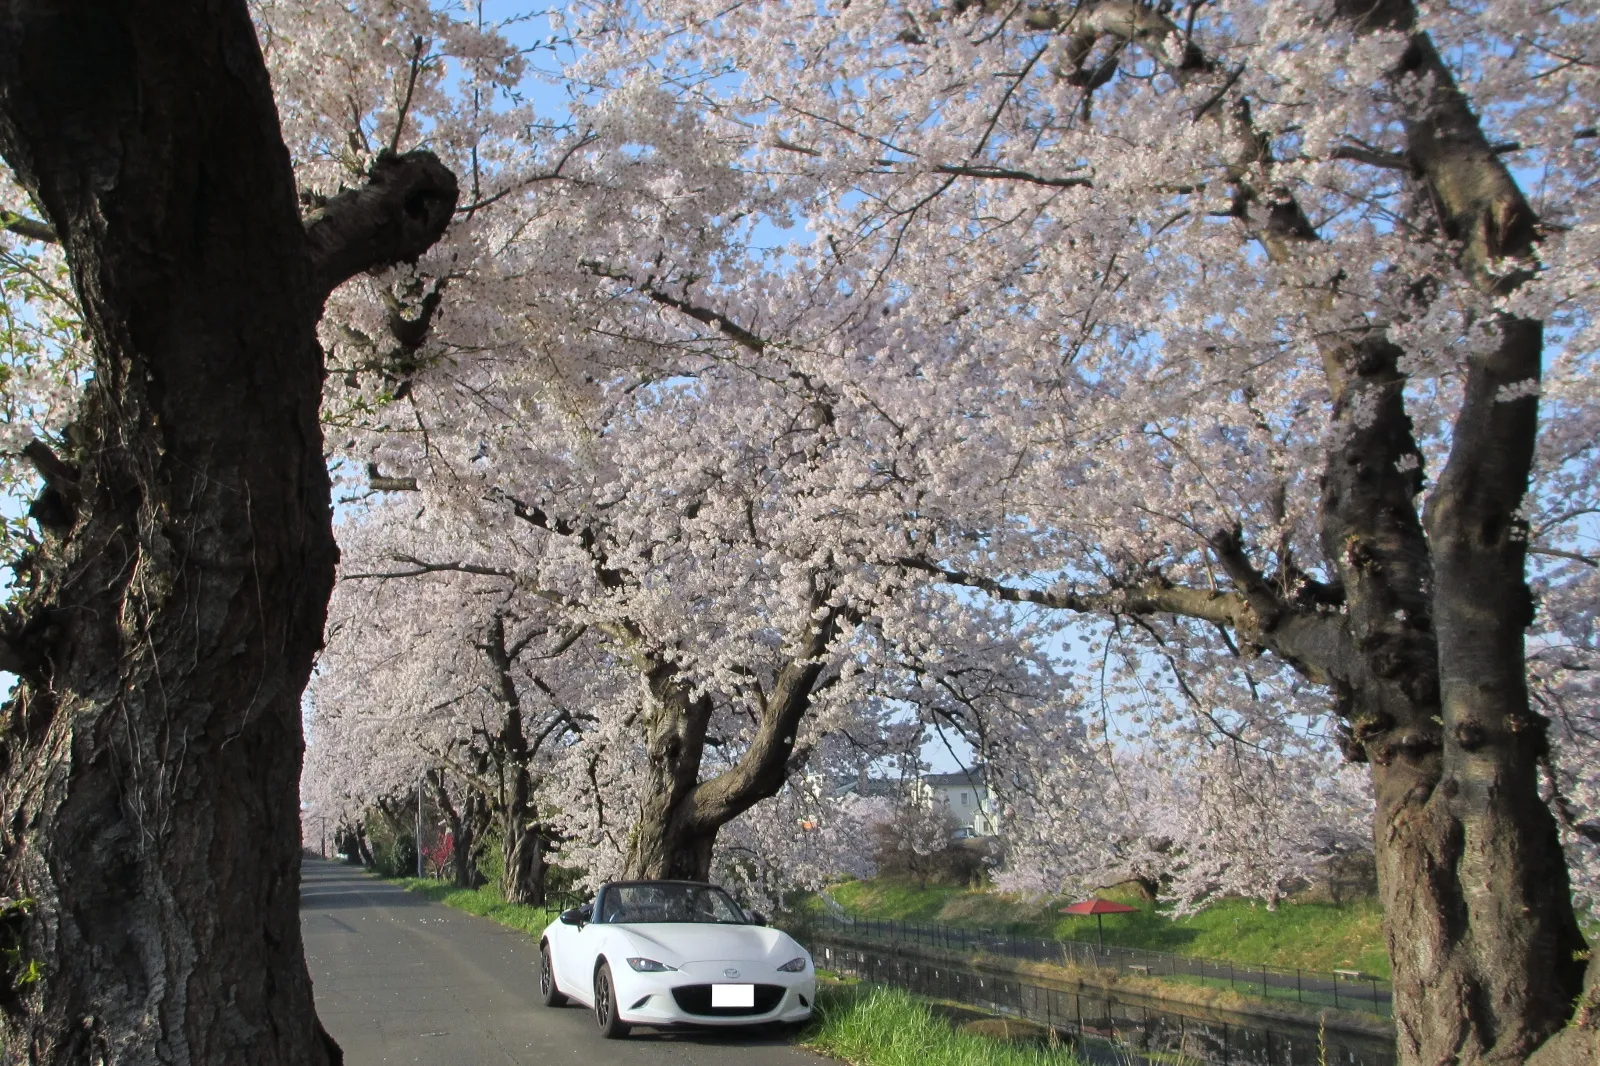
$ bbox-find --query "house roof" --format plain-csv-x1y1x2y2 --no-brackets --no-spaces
921,765,986,788
833,777,903,798
833,764,989,795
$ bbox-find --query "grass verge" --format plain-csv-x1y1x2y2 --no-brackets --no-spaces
390,878,561,936
815,881,1389,977
805,985,1089,1066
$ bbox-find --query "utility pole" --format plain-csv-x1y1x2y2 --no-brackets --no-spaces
416,769,425,879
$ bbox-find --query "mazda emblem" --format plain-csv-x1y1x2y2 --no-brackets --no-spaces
723,968,740,979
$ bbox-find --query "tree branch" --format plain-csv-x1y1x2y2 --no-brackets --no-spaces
342,555,515,581
1206,526,1288,630
1,208,55,243
581,261,770,354
1531,547,1599,569
1329,143,1411,171
897,554,1249,628
899,552,1346,683
303,149,459,302
365,463,417,493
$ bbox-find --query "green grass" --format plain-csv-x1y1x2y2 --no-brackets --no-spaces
814,880,1390,978
804,985,1088,1066
390,878,563,936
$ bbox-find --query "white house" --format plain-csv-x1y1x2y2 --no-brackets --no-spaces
914,766,998,838
831,765,1000,839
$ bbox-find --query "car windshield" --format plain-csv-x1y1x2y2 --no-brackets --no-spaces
598,883,748,925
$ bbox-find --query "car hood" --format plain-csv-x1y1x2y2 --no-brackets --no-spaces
613,923,800,966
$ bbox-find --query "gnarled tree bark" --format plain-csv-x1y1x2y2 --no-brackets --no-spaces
0,3,456,1063
623,592,839,881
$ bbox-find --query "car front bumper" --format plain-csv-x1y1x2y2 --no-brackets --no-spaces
610,963,816,1027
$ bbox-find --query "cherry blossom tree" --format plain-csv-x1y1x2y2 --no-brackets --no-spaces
315,409,1025,885
713,784,884,914
6,1,1594,1062
565,1,1600,1060
987,616,1374,911
304,502,619,901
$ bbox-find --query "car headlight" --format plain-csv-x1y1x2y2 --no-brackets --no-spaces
626,957,677,972
776,957,808,973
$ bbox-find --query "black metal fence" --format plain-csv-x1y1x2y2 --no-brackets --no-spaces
789,912,1392,1018
808,938,1396,1066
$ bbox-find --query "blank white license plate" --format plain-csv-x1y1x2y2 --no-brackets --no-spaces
711,984,754,1008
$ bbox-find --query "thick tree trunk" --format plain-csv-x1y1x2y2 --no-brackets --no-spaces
336,825,374,867
623,663,717,879
627,820,718,882
501,817,549,905
1232,6,1587,1058
0,3,455,1062
1312,328,1581,1063
498,759,547,904
623,598,837,880
1348,6,1585,1061
477,613,556,901
465,791,491,888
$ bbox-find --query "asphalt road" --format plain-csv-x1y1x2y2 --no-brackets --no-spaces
300,859,837,1066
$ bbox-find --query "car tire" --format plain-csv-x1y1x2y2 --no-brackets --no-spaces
593,961,631,1039
539,943,567,1007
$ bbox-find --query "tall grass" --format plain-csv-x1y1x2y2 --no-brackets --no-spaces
804,985,1088,1066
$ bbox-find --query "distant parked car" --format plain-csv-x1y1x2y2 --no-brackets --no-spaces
538,880,816,1038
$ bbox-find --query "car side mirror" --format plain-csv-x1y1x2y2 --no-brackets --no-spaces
560,905,591,927
748,911,767,926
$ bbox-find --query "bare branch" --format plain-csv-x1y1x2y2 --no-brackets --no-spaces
1329,143,1411,170
896,554,1249,629
1531,547,1600,569
342,555,516,581
365,463,418,493
581,261,770,354
1206,526,1288,630
389,36,427,155
1,208,56,243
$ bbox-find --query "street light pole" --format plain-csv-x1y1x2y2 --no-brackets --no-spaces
416,769,424,879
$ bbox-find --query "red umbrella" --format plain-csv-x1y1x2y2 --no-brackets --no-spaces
1060,898,1140,949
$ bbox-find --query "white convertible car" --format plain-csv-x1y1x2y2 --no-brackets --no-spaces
538,880,816,1038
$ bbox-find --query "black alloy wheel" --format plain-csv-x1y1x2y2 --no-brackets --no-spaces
539,943,567,1007
593,961,631,1039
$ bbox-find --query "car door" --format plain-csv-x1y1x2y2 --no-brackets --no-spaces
563,888,604,1002
548,902,589,1001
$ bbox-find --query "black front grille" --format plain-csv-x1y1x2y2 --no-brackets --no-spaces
671,983,786,1017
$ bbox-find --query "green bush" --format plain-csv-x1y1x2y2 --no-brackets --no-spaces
476,828,504,888
364,816,418,880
